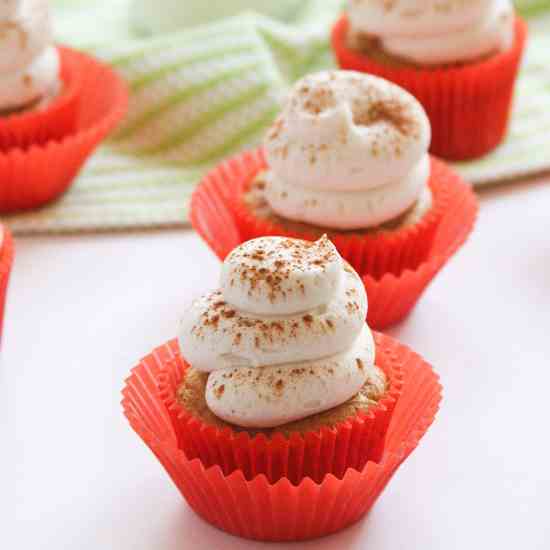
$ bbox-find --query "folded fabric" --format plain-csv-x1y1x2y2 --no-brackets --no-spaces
131,0,304,33
2,0,550,234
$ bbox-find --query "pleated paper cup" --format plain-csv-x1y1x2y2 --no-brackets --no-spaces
0,226,14,342
122,333,442,542
0,47,128,213
332,16,527,161
229,155,450,281
158,349,403,486
190,148,478,329
0,47,82,151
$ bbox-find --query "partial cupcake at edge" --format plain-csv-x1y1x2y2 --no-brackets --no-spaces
191,70,478,329
0,0,80,149
0,0,127,212
332,0,527,160
0,223,14,341
123,236,442,541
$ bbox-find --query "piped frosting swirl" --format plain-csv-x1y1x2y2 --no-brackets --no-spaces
0,0,59,111
179,236,381,428
263,71,431,230
347,0,515,66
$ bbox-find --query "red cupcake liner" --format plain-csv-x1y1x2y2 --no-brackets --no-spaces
122,333,442,542
0,46,82,151
229,151,449,280
0,47,128,213
157,344,404,486
0,226,14,342
190,149,478,329
332,16,527,161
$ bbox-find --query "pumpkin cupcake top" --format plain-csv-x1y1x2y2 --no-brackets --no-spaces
264,70,431,230
179,236,384,428
347,0,515,65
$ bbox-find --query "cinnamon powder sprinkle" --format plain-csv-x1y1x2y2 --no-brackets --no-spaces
303,314,313,326
227,237,337,304
354,99,416,138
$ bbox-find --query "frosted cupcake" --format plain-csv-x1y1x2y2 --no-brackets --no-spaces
0,2,128,212
123,235,442,541
0,0,82,150
332,0,527,160
231,71,445,281
165,236,402,484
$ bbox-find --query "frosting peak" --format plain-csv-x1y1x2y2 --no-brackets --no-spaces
266,71,430,191
180,237,379,428
263,71,431,230
221,235,342,316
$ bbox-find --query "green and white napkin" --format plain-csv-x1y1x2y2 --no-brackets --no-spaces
3,0,550,234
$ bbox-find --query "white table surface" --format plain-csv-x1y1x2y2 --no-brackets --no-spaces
5,177,550,550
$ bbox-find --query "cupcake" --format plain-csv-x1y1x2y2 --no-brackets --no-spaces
332,0,527,160
236,71,438,282
123,236,442,541
0,0,82,150
0,224,14,341
0,30,128,212
191,70,478,328
167,236,402,484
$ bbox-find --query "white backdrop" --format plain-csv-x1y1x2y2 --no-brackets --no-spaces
5,177,550,549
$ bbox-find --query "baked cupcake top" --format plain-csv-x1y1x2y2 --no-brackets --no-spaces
0,0,59,111
347,0,515,66
179,236,384,428
264,70,431,230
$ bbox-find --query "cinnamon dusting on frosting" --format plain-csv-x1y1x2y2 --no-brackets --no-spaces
225,235,338,304
179,236,381,429
354,98,417,137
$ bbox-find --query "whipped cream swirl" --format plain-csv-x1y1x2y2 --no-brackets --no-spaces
180,236,380,428
264,71,431,230
347,0,515,66
0,0,60,111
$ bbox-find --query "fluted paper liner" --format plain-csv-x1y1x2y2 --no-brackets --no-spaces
0,47,128,213
158,347,403,486
0,47,82,151
0,227,14,342
332,16,527,161
190,149,478,329
122,333,441,541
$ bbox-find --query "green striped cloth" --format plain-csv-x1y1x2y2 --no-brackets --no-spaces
3,0,550,234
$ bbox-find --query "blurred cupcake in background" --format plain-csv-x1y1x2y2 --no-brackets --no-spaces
123,235,442,541
0,1,128,213
241,70,438,282
332,0,527,160
0,0,81,150
191,70,478,328
0,224,14,342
